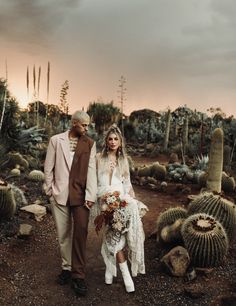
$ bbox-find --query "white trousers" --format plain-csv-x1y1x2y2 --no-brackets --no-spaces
50,197,72,271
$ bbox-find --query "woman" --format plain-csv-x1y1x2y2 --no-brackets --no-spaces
95,125,148,293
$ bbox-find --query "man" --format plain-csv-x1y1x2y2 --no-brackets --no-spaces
44,110,97,296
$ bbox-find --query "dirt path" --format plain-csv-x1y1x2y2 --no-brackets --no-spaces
1,182,236,305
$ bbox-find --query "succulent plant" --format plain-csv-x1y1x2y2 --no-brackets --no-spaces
10,184,28,208
160,218,185,243
206,128,224,193
28,170,45,182
181,213,228,268
0,181,16,219
137,165,152,177
156,207,188,239
221,172,235,192
151,162,166,180
7,152,29,170
188,192,236,240
10,168,21,177
169,152,179,163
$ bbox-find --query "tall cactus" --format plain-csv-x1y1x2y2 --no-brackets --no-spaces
163,109,171,151
206,128,223,193
0,181,16,219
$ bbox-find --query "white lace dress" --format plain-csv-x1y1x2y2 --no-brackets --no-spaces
96,154,147,277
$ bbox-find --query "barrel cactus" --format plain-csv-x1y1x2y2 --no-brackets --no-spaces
160,219,185,243
156,207,188,241
188,192,236,240
8,152,29,169
10,168,21,177
151,162,166,180
28,170,45,182
0,182,16,219
221,172,235,192
137,165,152,177
181,213,228,268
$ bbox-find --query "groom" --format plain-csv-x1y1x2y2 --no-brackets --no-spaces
44,110,97,296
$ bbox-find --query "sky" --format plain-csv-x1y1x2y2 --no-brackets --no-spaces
0,0,236,117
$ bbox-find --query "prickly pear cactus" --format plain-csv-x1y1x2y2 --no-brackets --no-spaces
188,192,236,240
28,170,45,182
0,181,16,219
156,207,188,239
181,213,228,268
206,128,224,193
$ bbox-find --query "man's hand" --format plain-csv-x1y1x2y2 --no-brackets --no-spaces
84,201,94,210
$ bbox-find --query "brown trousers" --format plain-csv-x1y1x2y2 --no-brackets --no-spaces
71,205,90,279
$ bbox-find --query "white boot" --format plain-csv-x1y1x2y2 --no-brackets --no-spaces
105,267,113,285
119,261,135,293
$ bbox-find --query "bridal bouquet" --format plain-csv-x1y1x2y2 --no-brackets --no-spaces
94,191,130,234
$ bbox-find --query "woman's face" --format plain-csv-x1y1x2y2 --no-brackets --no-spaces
107,132,121,152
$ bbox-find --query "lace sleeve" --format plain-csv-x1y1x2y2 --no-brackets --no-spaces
122,157,135,198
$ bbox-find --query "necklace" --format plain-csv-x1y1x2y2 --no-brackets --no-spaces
108,156,117,171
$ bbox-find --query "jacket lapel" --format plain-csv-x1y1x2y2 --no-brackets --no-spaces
60,131,71,169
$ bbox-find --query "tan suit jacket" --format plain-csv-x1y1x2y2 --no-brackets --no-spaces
44,130,97,206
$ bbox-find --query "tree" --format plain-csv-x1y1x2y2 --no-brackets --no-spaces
58,80,70,131
87,101,121,134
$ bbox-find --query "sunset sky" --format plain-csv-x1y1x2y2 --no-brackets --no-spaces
0,0,236,117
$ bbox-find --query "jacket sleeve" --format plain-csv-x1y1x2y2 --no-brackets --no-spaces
44,137,56,196
85,142,97,202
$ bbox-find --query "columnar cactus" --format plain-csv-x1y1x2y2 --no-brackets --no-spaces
188,192,236,240
181,213,229,268
156,207,188,239
206,128,224,193
0,182,16,219
163,109,171,151
28,170,45,182
223,145,231,172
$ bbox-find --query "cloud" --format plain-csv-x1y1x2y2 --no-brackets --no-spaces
0,0,81,51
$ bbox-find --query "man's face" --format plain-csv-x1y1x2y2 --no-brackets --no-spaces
73,119,90,136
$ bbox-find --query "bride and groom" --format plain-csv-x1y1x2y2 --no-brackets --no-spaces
44,110,147,296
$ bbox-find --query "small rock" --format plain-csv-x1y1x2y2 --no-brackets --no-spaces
184,284,205,299
17,224,33,238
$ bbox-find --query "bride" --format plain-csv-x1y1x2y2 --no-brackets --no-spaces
95,125,148,293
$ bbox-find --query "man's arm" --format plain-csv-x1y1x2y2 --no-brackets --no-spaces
44,137,56,197
85,142,97,207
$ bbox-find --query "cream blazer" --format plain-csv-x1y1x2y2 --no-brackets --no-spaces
44,131,97,205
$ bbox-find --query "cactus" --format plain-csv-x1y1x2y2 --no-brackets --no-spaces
188,192,236,240
10,184,28,208
8,152,29,169
198,171,207,187
221,172,235,192
151,162,166,180
156,207,188,238
206,128,224,193
181,213,228,268
163,109,171,151
223,145,231,172
182,116,189,149
160,218,185,243
10,168,21,177
0,181,16,219
28,170,45,182
137,165,152,177
169,152,179,163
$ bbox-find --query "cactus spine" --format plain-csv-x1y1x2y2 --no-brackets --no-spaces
181,213,228,268
206,128,223,193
